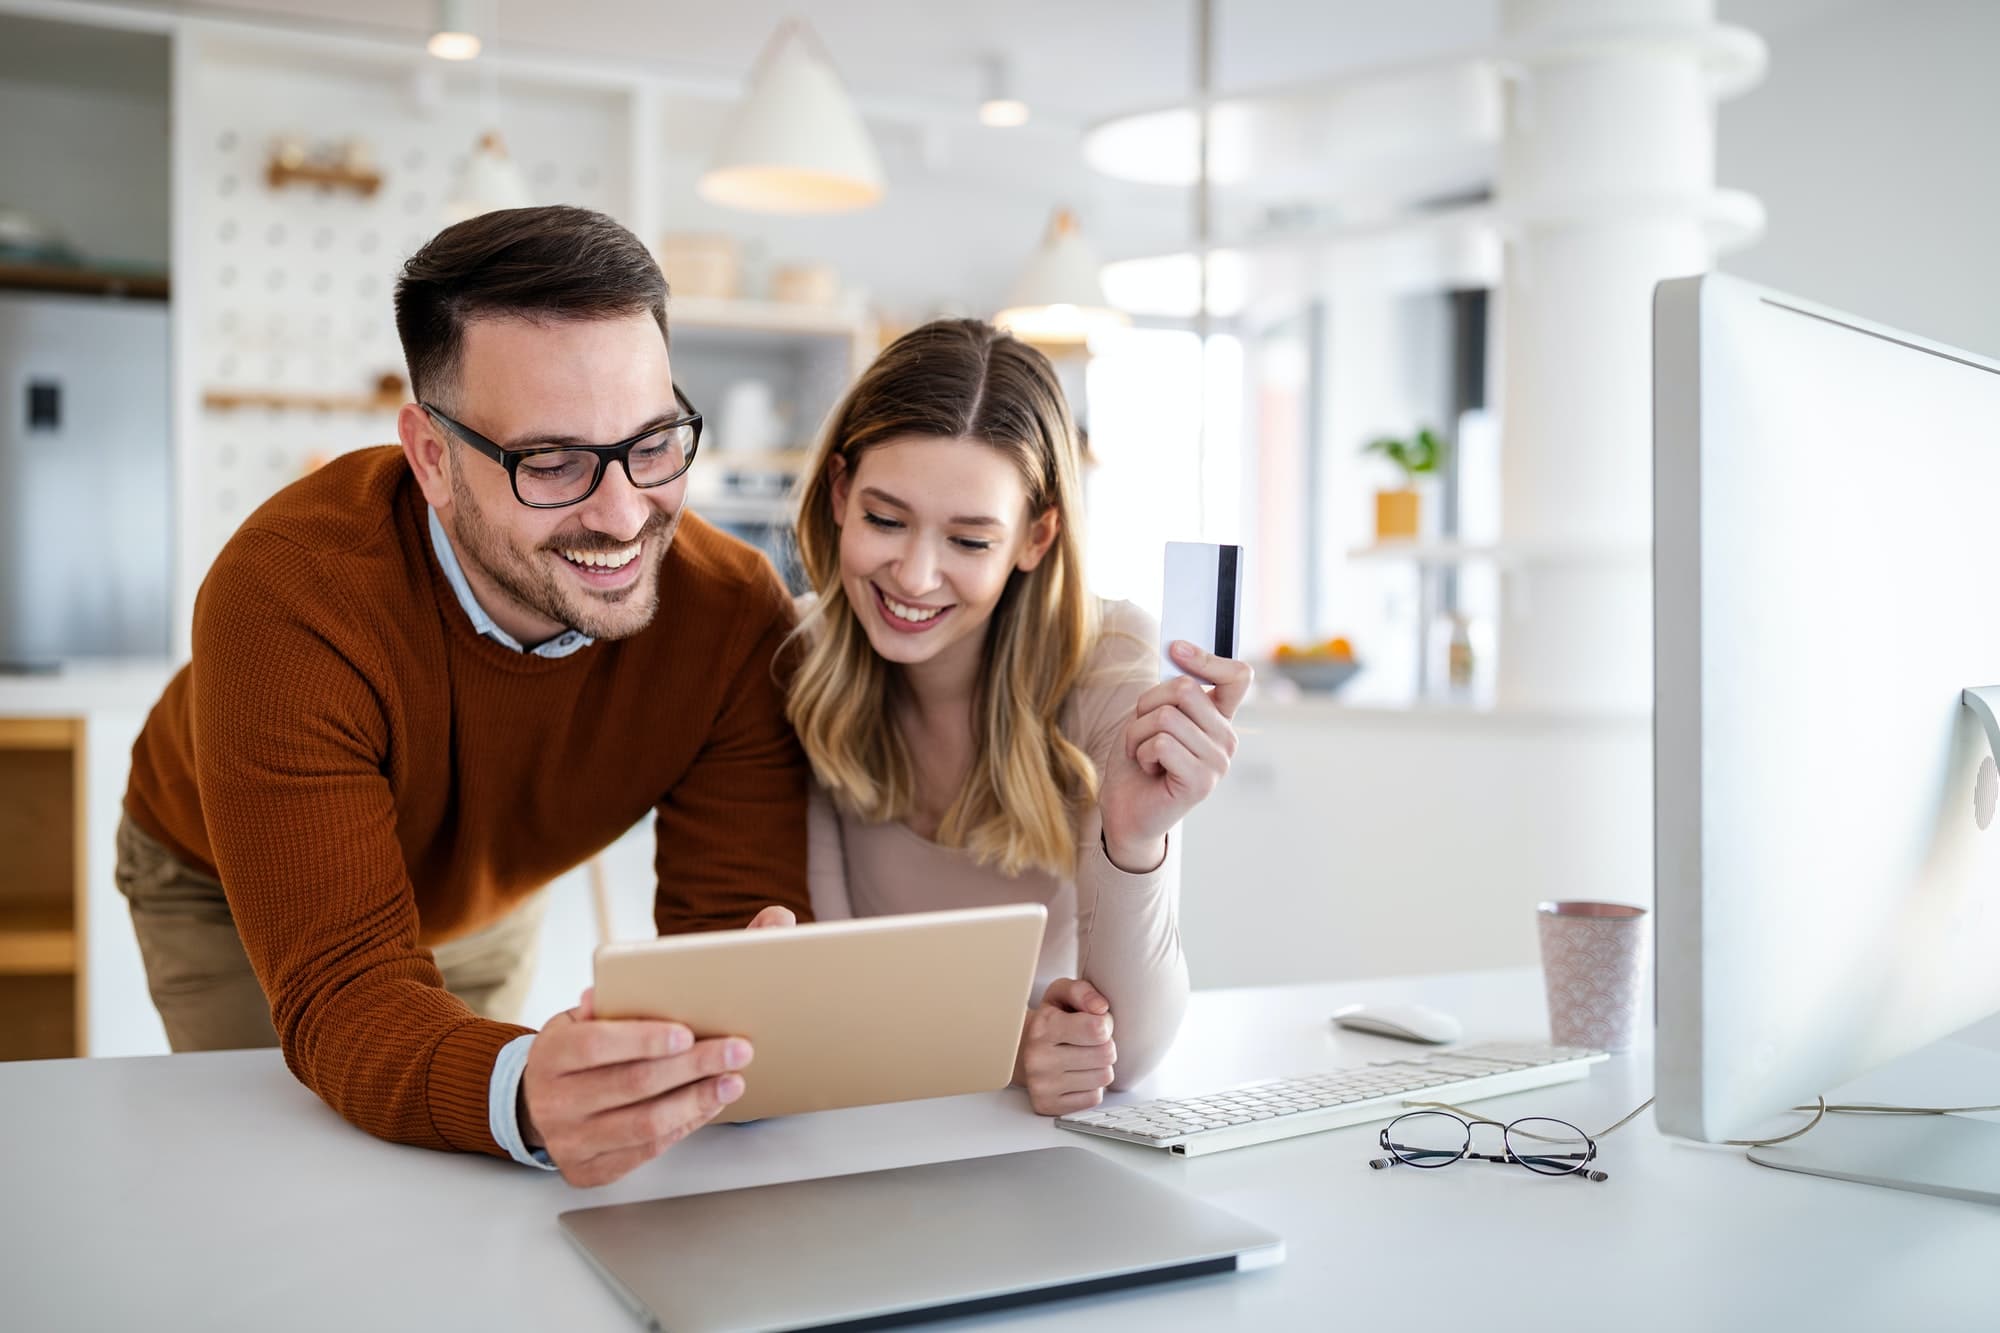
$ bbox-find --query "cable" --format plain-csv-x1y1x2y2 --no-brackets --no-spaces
1403,1098,1657,1142
1721,1098,1825,1148
1408,1093,2000,1150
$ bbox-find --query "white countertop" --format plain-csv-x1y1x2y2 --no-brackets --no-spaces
1241,691,1650,728
0,657,178,716
4,967,1998,1331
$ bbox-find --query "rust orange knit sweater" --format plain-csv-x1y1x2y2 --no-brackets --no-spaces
124,446,809,1157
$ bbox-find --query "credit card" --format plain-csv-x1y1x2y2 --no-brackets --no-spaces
1160,541,1243,678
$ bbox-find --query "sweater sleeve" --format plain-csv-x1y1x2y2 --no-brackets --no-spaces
652,563,812,934
190,531,528,1158
1070,602,1191,1088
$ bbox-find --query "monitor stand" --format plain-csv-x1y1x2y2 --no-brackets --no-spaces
1748,1114,2000,1205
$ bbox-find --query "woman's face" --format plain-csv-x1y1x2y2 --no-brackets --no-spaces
830,434,1058,679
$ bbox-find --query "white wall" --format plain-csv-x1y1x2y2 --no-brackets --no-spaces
0,75,169,268
177,36,636,572
1719,0,2000,356
1182,704,1654,988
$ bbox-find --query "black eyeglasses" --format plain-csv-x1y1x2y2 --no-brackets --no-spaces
1369,1110,1608,1181
421,385,702,509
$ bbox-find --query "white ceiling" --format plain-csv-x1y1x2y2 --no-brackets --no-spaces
110,0,1872,126
5,0,1879,284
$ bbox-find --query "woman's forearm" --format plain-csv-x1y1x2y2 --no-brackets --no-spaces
1072,823,1190,1087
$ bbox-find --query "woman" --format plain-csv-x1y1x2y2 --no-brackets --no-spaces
787,319,1252,1116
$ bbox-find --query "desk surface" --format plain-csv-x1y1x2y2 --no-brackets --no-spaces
5,967,1999,1332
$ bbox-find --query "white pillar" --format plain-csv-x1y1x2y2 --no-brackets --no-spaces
1493,0,1764,712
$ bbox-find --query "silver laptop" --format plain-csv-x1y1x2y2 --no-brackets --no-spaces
558,1146,1284,1331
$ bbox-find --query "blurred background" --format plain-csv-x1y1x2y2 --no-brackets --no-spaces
0,0,1991,1059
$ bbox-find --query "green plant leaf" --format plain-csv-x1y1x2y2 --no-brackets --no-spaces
1363,431,1432,482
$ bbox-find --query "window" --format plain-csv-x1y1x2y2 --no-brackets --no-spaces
1082,328,1243,625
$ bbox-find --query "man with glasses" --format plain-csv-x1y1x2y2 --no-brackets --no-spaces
117,206,809,1187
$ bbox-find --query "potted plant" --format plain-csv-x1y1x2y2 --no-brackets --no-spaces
1363,427,1447,541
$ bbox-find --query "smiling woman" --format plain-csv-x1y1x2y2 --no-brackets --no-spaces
785,319,1256,1121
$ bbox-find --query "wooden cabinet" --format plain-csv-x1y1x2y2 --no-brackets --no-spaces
0,717,87,1059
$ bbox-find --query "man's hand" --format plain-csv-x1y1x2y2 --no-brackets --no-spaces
1014,978,1117,1116
520,987,751,1187
518,904,796,1187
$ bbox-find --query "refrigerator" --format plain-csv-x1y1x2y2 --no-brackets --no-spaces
0,291,171,666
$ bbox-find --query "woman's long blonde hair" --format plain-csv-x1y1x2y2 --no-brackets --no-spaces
787,319,1098,877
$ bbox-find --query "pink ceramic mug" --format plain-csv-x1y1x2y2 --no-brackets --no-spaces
1536,900,1649,1052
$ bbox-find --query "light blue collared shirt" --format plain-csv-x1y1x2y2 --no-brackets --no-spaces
427,506,594,660
428,506,587,1169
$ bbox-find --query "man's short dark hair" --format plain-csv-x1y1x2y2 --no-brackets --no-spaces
394,205,669,407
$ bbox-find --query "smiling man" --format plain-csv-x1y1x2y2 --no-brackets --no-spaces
117,206,809,1186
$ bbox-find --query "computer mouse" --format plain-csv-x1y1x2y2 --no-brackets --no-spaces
1330,1002,1463,1045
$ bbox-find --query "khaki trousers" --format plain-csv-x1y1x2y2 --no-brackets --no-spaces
114,814,548,1052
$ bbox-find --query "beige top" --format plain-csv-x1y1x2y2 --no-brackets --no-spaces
803,598,1190,1088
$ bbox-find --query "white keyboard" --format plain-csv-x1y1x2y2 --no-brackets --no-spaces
1055,1041,1608,1157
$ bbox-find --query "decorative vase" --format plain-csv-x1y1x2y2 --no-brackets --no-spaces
1375,488,1420,540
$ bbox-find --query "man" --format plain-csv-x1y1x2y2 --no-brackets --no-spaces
118,205,809,1187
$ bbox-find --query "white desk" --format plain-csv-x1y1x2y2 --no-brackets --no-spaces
5,967,1998,1331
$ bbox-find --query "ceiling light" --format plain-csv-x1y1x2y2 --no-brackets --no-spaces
980,99,1030,128
995,208,1130,346
427,0,481,61
443,131,530,224
699,19,885,214
978,55,1029,128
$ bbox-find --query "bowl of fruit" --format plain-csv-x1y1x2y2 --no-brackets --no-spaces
1270,637,1362,693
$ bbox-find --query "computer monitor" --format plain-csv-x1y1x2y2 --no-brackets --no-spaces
1653,273,2000,1194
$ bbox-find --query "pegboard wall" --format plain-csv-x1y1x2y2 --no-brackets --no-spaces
184,35,634,568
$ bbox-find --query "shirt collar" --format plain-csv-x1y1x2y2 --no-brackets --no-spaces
427,505,594,659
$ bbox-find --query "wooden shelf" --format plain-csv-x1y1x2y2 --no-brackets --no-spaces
670,295,869,338
202,386,406,414
204,372,408,416
0,715,87,1057
0,716,82,750
0,260,168,301
265,157,383,197
1348,540,1650,569
0,904,77,976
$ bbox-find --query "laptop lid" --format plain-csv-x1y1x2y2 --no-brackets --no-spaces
558,1146,1284,1332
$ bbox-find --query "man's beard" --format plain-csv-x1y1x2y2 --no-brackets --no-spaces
447,462,680,641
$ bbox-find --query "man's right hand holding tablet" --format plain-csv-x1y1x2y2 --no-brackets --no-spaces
519,904,794,1186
